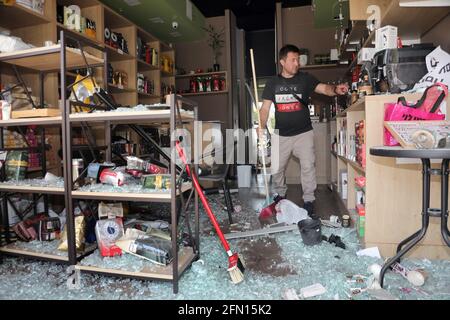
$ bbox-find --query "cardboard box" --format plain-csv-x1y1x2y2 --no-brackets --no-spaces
375,25,397,52
357,48,376,64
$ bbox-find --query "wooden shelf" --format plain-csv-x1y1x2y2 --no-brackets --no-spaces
0,245,69,262
0,3,51,29
108,83,136,93
137,59,159,71
72,182,192,203
337,154,365,173
57,22,102,47
105,44,134,61
0,184,64,195
0,242,97,262
76,247,196,280
0,116,62,127
181,90,228,96
378,0,450,42
69,109,194,124
336,98,365,118
300,64,339,70
175,71,227,79
103,5,133,29
0,45,104,72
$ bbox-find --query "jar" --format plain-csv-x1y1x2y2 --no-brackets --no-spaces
72,158,84,183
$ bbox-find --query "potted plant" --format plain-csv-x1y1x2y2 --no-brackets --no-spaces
203,24,225,72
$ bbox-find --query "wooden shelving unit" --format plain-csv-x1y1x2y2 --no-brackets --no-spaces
340,0,449,79
331,93,450,259
182,90,228,96
1,3,52,29
0,1,195,294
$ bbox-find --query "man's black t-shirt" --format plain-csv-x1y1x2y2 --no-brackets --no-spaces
262,72,320,137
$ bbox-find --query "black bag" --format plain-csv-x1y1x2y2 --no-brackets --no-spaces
298,219,322,246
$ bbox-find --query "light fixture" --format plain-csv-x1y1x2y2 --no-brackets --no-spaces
399,0,450,6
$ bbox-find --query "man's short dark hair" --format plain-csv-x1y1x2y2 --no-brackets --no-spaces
279,44,300,60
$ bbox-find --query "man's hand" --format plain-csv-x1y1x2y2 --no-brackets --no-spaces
315,83,349,97
335,83,349,95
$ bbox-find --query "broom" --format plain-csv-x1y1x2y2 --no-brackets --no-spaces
175,141,245,284
250,48,271,208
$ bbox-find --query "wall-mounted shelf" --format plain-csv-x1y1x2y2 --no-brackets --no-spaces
300,64,339,70
137,59,159,71
57,22,102,47
0,45,104,72
175,71,227,79
181,90,228,96
105,44,134,61
1,3,51,29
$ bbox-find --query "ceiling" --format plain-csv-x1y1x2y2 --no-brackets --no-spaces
191,0,312,31
99,0,348,44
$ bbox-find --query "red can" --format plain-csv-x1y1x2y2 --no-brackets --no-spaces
213,76,220,91
190,77,197,93
219,77,226,91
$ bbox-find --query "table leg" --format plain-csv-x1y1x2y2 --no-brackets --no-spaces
380,159,432,288
441,159,450,246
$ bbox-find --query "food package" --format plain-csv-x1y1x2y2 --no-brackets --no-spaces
98,202,123,219
141,174,171,190
95,218,123,257
99,169,125,186
5,151,28,181
58,215,85,251
116,236,173,266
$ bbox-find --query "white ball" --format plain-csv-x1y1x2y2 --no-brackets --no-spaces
368,263,382,280
407,270,425,287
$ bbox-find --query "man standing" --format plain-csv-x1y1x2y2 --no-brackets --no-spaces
260,44,348,216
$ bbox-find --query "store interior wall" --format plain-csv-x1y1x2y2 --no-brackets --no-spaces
174,16,230,129
422,13,450,52
282,6,347,108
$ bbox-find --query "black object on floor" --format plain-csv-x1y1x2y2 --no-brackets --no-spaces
298,219,322,246
322,234,346,249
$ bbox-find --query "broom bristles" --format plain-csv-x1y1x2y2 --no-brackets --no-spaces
228,253,245,284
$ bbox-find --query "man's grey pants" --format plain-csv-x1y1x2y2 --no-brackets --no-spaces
271,130,316,202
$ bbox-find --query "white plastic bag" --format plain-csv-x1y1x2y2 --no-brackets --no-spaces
275,199,309,225
0,34,33,53
413,46,450,91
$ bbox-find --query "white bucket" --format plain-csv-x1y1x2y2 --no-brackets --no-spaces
237,165,252,188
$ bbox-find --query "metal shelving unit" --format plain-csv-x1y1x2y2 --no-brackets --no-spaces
69,95,199,293
0,29,106,263
0,26,200,292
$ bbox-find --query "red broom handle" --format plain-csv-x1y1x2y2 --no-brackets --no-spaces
175,142,231,252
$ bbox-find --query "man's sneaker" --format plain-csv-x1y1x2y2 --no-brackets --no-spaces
303,201,317,219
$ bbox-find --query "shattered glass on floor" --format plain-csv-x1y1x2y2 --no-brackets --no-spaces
0,192,449,300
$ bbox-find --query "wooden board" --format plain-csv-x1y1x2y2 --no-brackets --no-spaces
0,45,104,72
69,109,194,123
384,121,450,148
0,246,68,261
224,224,299,240
12,108,61,119
76,247,196,280
0,184,64,194
72,182,192,202
0,116,62,127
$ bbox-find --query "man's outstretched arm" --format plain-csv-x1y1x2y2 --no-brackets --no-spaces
315,83,349,97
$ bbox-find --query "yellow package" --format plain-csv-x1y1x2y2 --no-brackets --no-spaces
58,215,85,251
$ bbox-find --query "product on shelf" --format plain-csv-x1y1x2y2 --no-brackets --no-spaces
356,204,365,238
141,174,171,190
95,218,124,257
116,236,173,265
5,151,28,181
58,215,85,251
112,71,128,88
100,169,125,187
